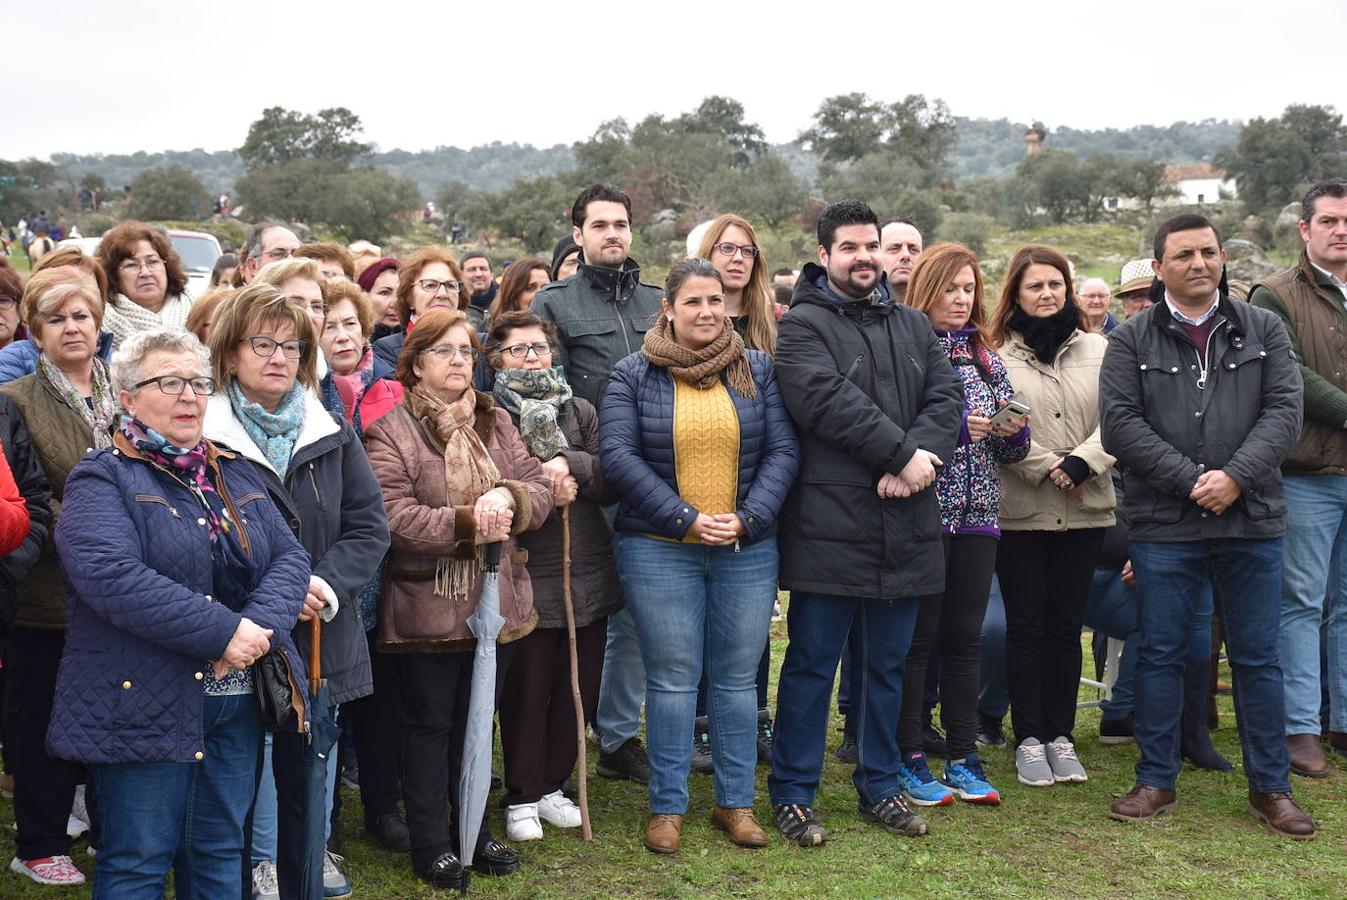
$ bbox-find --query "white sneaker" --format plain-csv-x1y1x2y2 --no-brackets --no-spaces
505,803,543,841
322,850,351,900
11,855,86,885
537,789,582,828
252,859,280,900
66,784,89,838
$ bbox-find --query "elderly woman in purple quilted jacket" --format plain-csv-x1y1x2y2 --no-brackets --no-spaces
895,244,1029,807
49,330,310,898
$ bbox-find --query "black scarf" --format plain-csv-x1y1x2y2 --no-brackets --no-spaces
1010,303,1080,365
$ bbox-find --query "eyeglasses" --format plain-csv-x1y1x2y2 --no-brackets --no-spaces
119,256,165,274
420,345,478,362
294,299,329,316
0,296,17,310
262,247,294,262
1080,292,1111,301
243,336,308,359
712,242,758,260
417,279,461,295
134,374,216,396
501,342,552,359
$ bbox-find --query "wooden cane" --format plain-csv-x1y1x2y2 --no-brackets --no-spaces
309,618,322,697
561,506,592,840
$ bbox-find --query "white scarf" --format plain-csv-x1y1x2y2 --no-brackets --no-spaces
103,293,192,350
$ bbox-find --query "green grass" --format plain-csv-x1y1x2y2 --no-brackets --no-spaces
2,609,1344,899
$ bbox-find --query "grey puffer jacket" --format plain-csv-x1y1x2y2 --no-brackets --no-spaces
1099,294,1303,542
529,259,663,408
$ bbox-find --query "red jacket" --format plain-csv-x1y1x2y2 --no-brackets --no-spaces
0,440,31,556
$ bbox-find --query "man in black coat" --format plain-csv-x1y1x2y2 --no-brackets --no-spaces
1100,212,1316,839
767,200,961,846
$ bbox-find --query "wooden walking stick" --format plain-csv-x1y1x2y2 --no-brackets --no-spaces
561,506,593,840
309,617,323,698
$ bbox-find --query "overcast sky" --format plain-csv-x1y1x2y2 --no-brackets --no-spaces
5,0,1326,160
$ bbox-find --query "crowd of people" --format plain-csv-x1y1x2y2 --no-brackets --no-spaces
0,175,1343,897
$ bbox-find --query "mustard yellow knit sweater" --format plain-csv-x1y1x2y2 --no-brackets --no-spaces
673,378,740,543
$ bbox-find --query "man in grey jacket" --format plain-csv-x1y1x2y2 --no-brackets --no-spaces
1099,213,1315,839
531,183,662,783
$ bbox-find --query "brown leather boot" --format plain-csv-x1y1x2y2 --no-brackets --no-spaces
711,805,768,848
643,814,683,854
1286,733,1329,778
1108,784,1177,821
1248,791,1317,840
1326,730,1347,758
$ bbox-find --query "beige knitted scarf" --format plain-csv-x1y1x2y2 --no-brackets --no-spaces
641,318,756,398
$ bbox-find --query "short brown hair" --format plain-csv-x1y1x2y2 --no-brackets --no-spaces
394,307,478,391
489,257,551,324
208,282,319,391
98,221,188,298
22,267,105,348
396,247,467,327
31,246,111,307
322,278,374,338
905,243,987,348
186,286,234,343
484,311,558,369
294,241,355,279
0,257,21,304
987,245,1076,348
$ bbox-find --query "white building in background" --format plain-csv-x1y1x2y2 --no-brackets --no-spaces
1163,163,1237,206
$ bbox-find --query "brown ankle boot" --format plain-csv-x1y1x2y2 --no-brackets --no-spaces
1286,733,1329,778
1108,784,1177,821
711,805,768,848
643,814,683,854
1248,791,1317,840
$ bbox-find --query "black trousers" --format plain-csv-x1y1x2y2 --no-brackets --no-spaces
336,631,404,831
7,627,87,859
996,529,1105,745
400,643,516,871
499,620,606,806
898,535,998,759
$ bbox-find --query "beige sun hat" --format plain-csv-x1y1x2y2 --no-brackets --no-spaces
1118,258,1155,295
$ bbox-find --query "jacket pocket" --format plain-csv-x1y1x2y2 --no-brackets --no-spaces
133,493,181,519
1121,476,1183,525
794,481,873,542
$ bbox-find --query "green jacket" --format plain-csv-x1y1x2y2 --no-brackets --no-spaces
0,370,105,629
1249,252,1347,475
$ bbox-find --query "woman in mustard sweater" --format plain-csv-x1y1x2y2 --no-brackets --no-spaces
599,259,798,855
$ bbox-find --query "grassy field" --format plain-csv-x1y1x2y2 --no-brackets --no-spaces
1,610,1344,899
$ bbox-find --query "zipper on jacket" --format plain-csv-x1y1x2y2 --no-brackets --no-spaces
307,462,324,510
1192,320,1228,391
844,354,864,381
615,280,633,355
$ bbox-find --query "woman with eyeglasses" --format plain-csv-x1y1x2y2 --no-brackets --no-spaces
96,221,194,351
46,328,310,896
203,283,390,900
599,258,798,854
363,307,552,889
1,267,123,885
485,311,623,842
691,214,783,772
370,247,470,381
0,257,27,351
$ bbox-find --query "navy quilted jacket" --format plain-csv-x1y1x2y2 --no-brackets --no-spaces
48,438,311,765
599,349,798,542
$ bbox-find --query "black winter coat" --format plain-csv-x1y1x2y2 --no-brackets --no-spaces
600,350,798,543
205,390,391,705
1099,295,1303,542
0,393,51,628
774,265,962,599
507,399,624,630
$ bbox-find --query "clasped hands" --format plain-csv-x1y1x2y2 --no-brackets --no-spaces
1190,469,1241,516
474,486,516,543
877,448,944,499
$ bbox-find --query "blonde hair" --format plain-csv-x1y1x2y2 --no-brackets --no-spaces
21,267,105,348
695,214,776,355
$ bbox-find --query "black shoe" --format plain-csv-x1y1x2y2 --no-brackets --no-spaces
471,838,521,876
597,737,650,784
859,795,928,837
975,715,1006,749
756,709,775,765
692,718,714,774
490,771,503,791
415,851,467,890
1099,716,1135,745
834,715,858,763
922,723,948,759
772,802,826,847
365,813,411,853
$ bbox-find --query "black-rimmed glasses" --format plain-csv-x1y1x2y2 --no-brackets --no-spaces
134,375,216,396
244,336,308,359
501,342,553,359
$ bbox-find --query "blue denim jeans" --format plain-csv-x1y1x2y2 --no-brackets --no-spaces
978,576,1009,719
1084,568,1214,721
769,591,920,807
93,693,261,900
1131,538,1291,793
594,605,645,754
617,534,778,813
1279,474,1347,734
